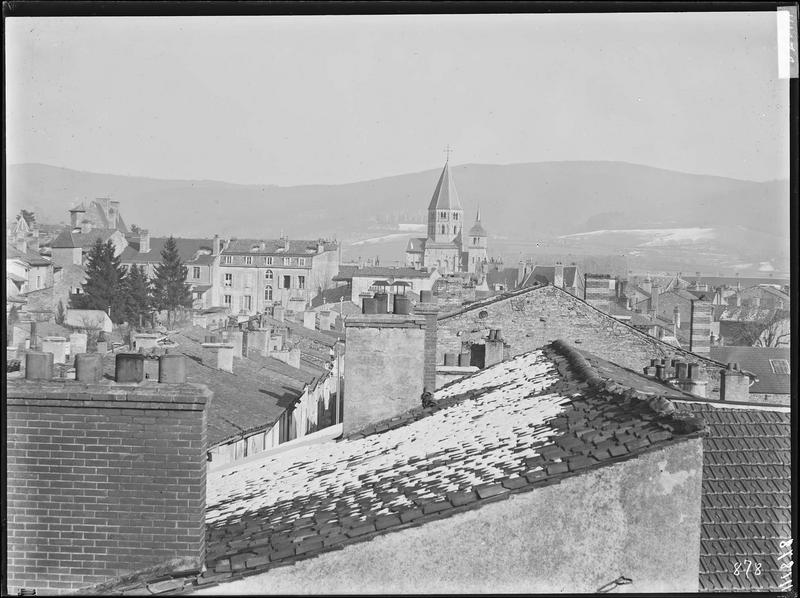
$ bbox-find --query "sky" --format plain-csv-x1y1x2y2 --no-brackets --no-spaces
4,12,790,186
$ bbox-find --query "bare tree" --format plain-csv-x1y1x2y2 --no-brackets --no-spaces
738,310,790,348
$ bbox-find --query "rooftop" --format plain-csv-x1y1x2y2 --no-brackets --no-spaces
50,228,120,250
333,265,436,282
197,342,705,588
427,161,463,212
222,239,337,256
120,237,214,265
709,346,791,395
521,265,578,289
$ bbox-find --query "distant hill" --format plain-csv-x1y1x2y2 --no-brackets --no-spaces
6,161,789,275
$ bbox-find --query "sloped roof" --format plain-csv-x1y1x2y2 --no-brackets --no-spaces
709,347,790,394
310,285,351,309
120,237,214,265
468,209,487,237
64,309,113,333
166,327,301,446
427,161,463,211
201,343,705,584
333,265,435,282
223,239,337,256
485,266,519,290
51,228,120,250
674,401,791,592
5,244,52,267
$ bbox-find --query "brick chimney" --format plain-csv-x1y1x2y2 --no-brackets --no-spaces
720,363,750,402
139,229,151,253
689,300,713,355
6,354,209,594
553,262,564,289
201,342,234,373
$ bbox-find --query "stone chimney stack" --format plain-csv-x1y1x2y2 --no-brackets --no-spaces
650,284,661,316
342,292,437,435
720,363,750,402
201,342,234,373
213,234,221,256
553,262,564,289
139,229,150,253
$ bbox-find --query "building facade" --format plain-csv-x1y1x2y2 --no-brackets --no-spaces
216,238,339,315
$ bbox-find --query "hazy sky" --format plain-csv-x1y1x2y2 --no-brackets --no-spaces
5,12,790,186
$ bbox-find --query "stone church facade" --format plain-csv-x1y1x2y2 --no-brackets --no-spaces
405,161,487,274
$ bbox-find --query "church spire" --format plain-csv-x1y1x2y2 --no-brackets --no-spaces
476,205,481,222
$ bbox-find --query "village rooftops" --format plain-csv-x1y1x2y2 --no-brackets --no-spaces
50,228,120,250
222,239,337,256
119,237,215,264
709,346,791,395
521,265,579,288
189,341,706,590
333,265,436,282
6,244,52,267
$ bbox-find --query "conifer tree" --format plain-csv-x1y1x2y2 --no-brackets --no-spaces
152,236,192,327
70,239,128,324
124,264,152,328
55,300,66,325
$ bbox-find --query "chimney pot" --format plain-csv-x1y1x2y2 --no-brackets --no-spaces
75,353,103,383
158,354,187,383
362,298,378,314
115,353,145,383
25,352,54,380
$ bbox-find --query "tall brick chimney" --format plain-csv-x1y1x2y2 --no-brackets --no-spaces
6,354,210,595
689,299,712,355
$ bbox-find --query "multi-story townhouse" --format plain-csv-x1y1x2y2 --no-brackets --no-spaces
216,238,339,315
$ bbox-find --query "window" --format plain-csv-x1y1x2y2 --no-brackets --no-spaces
441,225,446,234
193,267,201,279
265,256,273,265
283,257,291,265
36,275,41,289
298,275,306,289
243,295,252,310
224,255,232,264
298,258,305,266
245,256,252,265
283,275,291,289
770,359,790,374
453,213,458,220
224,273,233,287
265,269,273,280
264,285,273,300
223,295,232,306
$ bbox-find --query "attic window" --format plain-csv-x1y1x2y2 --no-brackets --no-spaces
770,359,790,374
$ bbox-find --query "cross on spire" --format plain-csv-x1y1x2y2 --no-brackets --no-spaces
443,144,453,163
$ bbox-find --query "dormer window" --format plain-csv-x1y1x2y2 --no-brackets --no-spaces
224,256,232,264
265,256,273,265
245,256,252,265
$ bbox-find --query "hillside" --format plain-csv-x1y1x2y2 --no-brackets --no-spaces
5,161,789,275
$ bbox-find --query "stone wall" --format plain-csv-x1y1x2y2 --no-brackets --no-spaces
193,438,703,594
437,285,729,400
6,379,211,594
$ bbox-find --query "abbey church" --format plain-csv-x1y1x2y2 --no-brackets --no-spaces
405,161,488,274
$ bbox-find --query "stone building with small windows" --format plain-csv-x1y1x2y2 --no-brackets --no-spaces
406,161,488,275
216,238,339,315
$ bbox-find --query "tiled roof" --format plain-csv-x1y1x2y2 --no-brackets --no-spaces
51,228,120,249
673,400,791,592
6,245,53,267
468,219,487,237
222,239,337,256
333,265,435,282
109,326,304,447
709,347,791,394
427,161,463,211
310,285,350,308
197,342,705,588
120,238,214,265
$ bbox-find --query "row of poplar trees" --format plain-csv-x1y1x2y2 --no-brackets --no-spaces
70,237,192,328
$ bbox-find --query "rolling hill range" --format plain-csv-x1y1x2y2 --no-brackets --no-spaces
5,161,790,276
